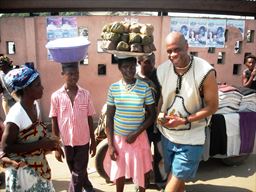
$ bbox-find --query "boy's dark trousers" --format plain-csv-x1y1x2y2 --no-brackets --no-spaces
64,144,93,192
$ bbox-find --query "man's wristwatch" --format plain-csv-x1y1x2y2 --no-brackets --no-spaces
184,116,190,125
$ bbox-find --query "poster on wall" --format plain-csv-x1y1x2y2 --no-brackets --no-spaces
62,17,78,38
46,17,63,41
96,39,104,53
207,19,226,48
188,18,208,47
227,19,245,39
78,26,89,39
170,17,226,48
170,17,189,40
46,16,79,60
78,26,89,64
46,17,63,60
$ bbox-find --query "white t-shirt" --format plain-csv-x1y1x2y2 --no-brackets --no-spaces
4,101,40,130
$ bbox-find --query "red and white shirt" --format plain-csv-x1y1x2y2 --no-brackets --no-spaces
49,85,96,146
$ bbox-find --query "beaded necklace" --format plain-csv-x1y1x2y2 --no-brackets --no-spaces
122,79,136,91
175,63,191,70
175,56,193,94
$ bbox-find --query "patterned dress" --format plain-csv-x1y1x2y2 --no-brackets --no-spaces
4,102,55,192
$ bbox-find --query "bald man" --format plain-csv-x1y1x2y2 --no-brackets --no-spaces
156,32,218,192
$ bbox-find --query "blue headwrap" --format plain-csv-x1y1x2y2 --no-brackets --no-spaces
4,66,39,92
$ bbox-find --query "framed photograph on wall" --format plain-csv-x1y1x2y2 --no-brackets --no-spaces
78,26,89,65
98,64,106,75
7,41,16,54
78,26,88,39
80,56,88,65
97,39,104,53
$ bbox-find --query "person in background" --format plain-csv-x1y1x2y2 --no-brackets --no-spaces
136,53,166,187
1,66,59,191
242,54,256,90
0,55,17,115
104,56,156,192
49,62,96,192
157,32,218,192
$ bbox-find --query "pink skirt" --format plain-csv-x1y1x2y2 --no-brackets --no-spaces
103,131,153,188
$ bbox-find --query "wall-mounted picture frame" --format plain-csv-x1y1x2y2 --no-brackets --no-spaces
80,57,88,65
78,26,88,39
78,26,89,65
7,41,15,54
98,64,106,75
97,39,104,53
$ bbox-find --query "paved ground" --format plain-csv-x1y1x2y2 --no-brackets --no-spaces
1,153,255,192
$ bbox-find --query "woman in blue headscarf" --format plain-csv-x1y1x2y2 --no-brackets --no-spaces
1,66,60,191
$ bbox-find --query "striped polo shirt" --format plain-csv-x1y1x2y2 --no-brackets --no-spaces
107,79,154,136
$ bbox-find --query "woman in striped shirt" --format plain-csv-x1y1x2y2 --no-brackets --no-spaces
104,56,156,192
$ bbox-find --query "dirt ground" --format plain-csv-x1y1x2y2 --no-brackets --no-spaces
1,153,255,192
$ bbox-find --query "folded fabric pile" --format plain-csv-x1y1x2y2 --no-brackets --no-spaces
208,85,256,158
216,85,242,114
236,86,256,112
216,84,256,113
209,112,256,157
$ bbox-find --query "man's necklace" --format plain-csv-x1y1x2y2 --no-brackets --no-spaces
175,63,191,70
174,55,192,70
175,56,193,94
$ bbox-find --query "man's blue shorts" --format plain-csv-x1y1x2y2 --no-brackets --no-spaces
161,135,203,180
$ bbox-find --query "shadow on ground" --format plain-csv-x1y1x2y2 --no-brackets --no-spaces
186,184,252,192
52,180,69,191
53,180,107,192
189,156,255,182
